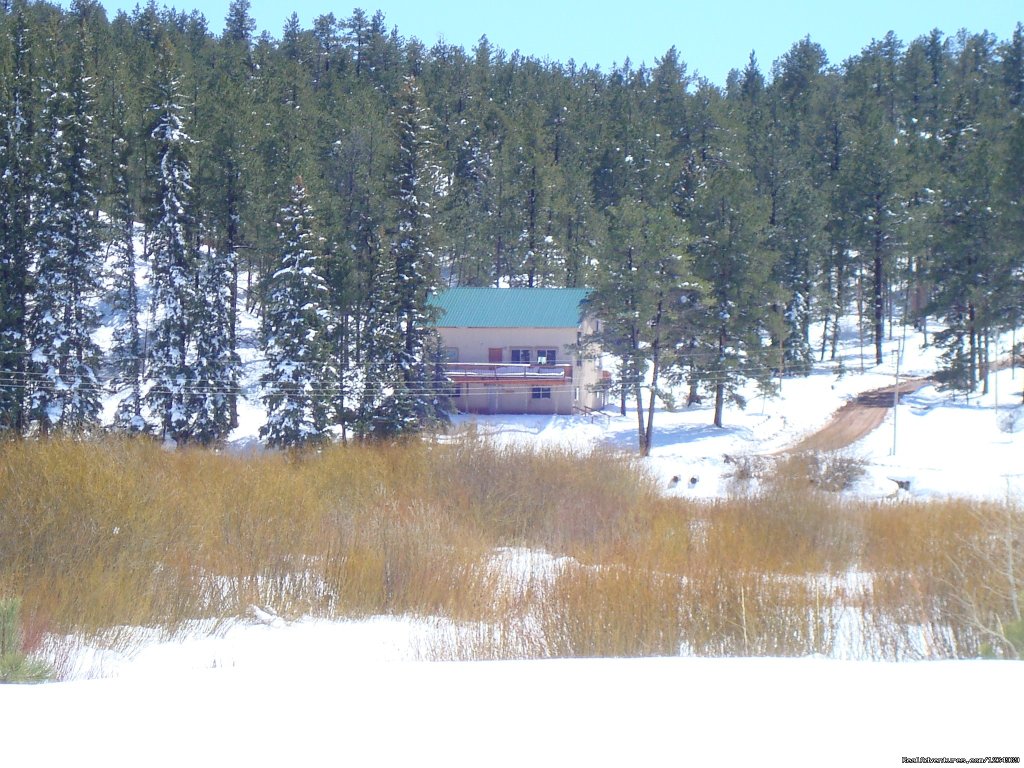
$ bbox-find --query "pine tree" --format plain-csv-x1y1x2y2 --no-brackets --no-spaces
223,0,256,47
589,198,689,455
996,107,1024,369
930,32,1001,393
27,43,103,435
192,0,258,430
0,11,35,434
190,244,238,445
355,238,408,438
997,27,1024,398
260,179,335,449
108,94,144,432
898,32,946,343
362,74,447,436
842,38,907,366
145,45,197,443
687,90,782,428
767,39,832,375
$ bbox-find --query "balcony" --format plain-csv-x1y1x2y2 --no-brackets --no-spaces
443,362,573,386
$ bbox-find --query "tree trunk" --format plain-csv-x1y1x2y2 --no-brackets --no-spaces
820,308,831,363
968,304,978,392
620,386,627,417
687,377,701,407
831,257,846,362
982,329,990,396
713,381,725,429
642,296,664,457
633,376,647,456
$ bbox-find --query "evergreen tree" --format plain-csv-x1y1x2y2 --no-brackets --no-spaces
107,94,144,432
190,0,258,429
145,45,197,443
898,32,946,342
930,32,1001,393
0,11,35,434
687,89,781,428
355,236,408,438
223,0,256,47
589,198,689,455
588,59,692,455
27,42,103,434
367,74,447,436
767,38,832,375
189,244,238,445
260,179,335,449
842,37,907,366
997,26,1024,397
996,102,1024,369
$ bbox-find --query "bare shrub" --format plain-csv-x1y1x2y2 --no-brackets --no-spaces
0,436,1017,663
536,559,685,657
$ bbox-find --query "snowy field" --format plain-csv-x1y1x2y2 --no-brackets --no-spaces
4,321,1023,765
5,645,1022,766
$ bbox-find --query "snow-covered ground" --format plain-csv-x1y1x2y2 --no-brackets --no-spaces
4,643,1021,766
7,312,1021,764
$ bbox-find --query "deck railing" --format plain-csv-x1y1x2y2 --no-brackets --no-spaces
443,362,573,382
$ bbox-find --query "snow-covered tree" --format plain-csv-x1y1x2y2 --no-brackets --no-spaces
260,179,336,449
27,48,103,435
190,244,239,445
355,238,413,438
0,11,35,434
107,96,144,433
145,49,197,444
358,75,448,437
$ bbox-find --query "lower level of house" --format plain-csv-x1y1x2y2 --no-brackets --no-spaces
445,362,607,416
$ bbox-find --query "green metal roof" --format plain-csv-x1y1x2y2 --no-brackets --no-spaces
430,287,591,328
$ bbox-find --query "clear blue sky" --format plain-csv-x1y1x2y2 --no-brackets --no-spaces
93,0,1021,84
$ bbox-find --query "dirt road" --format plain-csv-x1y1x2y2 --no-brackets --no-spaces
789,378,932,453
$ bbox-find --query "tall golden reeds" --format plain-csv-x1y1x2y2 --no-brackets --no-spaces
0,435,1018,669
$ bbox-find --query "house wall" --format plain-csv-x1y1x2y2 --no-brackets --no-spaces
456,381,572,415
438,321,606,415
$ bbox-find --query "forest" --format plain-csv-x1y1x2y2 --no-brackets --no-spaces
0,0,1022,448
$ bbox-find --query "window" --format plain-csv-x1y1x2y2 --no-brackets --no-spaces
536,349,557,365
444,347,459,363
531,387,552,400
511,349,531,363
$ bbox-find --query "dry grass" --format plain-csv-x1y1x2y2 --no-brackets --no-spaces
0,435,1019,668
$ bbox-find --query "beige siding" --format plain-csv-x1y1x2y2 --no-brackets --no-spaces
439,320,606,415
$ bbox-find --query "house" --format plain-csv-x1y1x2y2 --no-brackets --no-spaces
430,287,608,416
